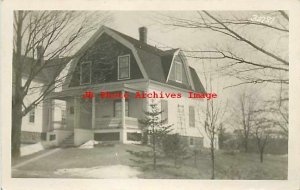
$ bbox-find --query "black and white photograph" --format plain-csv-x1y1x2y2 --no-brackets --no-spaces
1,0,300,189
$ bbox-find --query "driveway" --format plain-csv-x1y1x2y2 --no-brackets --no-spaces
12,144,148,178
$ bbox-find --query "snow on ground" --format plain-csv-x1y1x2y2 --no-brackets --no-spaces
78,140,99,149
21,142,44,156
54,164,141,178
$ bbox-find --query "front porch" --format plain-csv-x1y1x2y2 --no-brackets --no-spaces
47,82,148,146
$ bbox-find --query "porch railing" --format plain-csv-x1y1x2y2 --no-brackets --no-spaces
95,118,121,129
94,117,140,129
125,117,140,129
53,121,68,130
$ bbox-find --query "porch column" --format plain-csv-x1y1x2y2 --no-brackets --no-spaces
92,97,95,129
74,97,80,129
47,99,53,132
121,90,126,143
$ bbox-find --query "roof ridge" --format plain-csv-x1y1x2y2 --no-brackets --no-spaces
105,26,177,56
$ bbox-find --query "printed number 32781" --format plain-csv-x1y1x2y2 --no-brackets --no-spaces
250,15,275,24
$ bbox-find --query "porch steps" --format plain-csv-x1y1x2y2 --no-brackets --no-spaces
60,134,74,148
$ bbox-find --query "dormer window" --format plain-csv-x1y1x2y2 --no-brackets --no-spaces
118,55,130,80
80,61,92,85
175,61,183,83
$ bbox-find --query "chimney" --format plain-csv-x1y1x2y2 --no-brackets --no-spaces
139,27,147,44
36,45,45,64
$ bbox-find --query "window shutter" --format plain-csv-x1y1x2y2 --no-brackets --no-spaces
161,100,168,123
189,106,195,127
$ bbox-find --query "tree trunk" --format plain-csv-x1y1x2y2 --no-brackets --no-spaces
153,143,156,170
12,11,24,158
153,127,156,170
260,149,264,163
210,141,215,179
12,102,23,158
244,138,248,153
194,150,197,166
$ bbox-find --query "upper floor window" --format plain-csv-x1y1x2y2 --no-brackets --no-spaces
175,61,182,83
80,61,92,85
189,106,195,127
118,55,130,80
29,108,35,123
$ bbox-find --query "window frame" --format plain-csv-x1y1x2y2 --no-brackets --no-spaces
161,100,168,123
189,106,195,127
177,104,185,128
117,55,130,80
69,106,74,115
114,100,129,118
189,137,195,146
61,109,66,124
29,107,35,123
80,61,92,85
175,61,183,83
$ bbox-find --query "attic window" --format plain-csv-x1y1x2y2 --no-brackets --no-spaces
118,55,130,80
175,61,183,83
80,61,91,85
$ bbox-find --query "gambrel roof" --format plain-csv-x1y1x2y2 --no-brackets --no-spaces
66,25,205,93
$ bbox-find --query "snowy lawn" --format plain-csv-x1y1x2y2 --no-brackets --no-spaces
20,142,44,156
54,165,141,178
12,144,148,178
12,144,288,179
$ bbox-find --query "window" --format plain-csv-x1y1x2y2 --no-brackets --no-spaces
29,108,35,123
69,106,74,114
61,110,66,124
161,100,168,123
50,134,56,141
41,132,47,140
189,137,194,146
80,61,91,85
189,106,195,127
94,132,120,141
177,105,185,129
114,100,129,118
175,61,182,83
127,132,142,141
118,55,130,80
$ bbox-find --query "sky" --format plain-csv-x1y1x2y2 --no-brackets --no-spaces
101,11,289,131
101,11,288,100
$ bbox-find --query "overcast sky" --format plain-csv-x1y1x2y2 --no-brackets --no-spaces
100,11,288,105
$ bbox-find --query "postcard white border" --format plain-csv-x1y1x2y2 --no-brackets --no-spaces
1,0,300,190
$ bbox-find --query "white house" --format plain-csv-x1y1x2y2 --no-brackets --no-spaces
20,26,218,149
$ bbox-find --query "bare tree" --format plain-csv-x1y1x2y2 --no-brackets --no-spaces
161,10,288,87
12,10,109,157
196,75,227,179
161,11,289,136
254,122,271,163
235,91,257,152
263,82,288,135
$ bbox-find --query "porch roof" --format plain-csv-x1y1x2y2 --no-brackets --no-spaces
48,80,148,100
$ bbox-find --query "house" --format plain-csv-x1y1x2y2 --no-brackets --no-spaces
12,50,69,144
44,26,217,149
